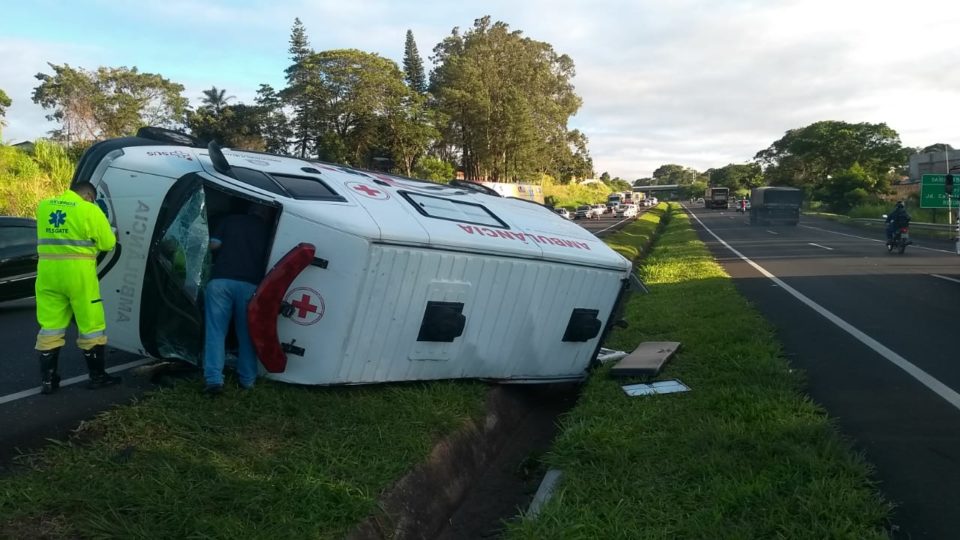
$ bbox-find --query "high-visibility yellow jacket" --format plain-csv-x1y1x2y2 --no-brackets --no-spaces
36,190,116,260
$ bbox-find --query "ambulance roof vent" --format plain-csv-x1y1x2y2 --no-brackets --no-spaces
207,141,234,177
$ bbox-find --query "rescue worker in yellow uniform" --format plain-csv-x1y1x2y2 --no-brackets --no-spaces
35,181,120,394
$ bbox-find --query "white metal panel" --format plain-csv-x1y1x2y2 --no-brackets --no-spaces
333,245,626,384
110,146,204,178
262,211,372,385
95,167,177,355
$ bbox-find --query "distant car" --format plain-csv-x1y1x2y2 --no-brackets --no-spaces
555,208,572,220
0,216,38,302
592,204,606,218
574,205,592,220
616,204,639,218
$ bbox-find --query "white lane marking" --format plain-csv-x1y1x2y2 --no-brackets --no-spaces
596,216,636,234
687,209,960,412
0,358,152,406
931,274,960,285
766,230,779,235
800,224,955,254
808,243,834,251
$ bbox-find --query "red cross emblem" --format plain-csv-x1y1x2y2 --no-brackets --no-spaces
283,287,325,326
291,293,317,318
346,181,390,200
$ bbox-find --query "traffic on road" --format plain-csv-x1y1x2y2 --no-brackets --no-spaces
686,203,960,539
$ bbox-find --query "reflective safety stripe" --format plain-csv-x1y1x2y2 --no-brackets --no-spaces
38,253,97,260
38,238,96,247
38,327,67,336
78,330,106,340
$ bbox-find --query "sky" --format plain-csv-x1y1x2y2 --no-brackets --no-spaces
1,0,958,180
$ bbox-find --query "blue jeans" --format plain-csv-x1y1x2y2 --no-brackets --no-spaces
204,278,258,388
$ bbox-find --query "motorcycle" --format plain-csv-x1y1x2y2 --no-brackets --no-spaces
882,215,911,254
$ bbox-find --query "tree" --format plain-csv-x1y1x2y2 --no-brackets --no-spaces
385,91,438,176
755,120,907,200
600,171,611,182
920,143,955,153
403,30,427,94
254,84,291,154
187,103,266,150
652,164,696,185
300,49,420,169
430,16,583,182
607,179,632,192
32,63,187,144
413,156,455,182
283,18,314,157
814,163,874,212
0,88,10,139
708,163,763,192
200,86,235,115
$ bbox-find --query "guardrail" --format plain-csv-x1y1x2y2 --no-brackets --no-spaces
848,218,956,232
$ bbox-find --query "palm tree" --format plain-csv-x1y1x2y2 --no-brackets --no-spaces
200,86,235,115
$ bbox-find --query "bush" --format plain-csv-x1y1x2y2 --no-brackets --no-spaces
412,156,455,183
543,180,612,208
0,140,75,217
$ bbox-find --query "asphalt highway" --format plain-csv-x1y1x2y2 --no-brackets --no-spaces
0,297,154,466
687,205,960,540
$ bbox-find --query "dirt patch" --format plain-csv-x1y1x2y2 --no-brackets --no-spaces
348,383,579,540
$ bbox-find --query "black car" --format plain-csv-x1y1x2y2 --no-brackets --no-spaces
0,216,38,302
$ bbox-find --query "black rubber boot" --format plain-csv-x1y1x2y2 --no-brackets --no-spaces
39,348,62,395
84,345,121,389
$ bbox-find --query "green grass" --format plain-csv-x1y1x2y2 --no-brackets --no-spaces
506,204,891,540
0,140,73,217
0,380,487,538
604,204,668,262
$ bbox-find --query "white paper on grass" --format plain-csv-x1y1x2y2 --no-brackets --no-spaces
622,379,690,397
596,347,628,364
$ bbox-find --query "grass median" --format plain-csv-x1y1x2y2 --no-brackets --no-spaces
507,204,892,539
0,380,487,538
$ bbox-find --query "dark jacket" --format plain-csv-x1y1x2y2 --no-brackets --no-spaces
886,206,910,227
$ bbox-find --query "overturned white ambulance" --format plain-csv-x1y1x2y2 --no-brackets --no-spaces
76,128,633,385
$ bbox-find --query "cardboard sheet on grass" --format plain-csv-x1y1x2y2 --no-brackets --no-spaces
609,341,680,377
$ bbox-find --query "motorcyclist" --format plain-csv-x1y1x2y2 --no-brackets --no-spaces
885,201,911,244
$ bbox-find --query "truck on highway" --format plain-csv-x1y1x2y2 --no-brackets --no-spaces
703,186,729,209
749,186,802,225
606,192,625,212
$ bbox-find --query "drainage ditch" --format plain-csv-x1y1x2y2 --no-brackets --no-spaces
349,382,581,540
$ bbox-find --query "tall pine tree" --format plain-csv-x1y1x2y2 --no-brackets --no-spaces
402,30,427,94
284,18,313,157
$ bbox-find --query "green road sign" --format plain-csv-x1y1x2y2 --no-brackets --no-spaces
920,174,960,208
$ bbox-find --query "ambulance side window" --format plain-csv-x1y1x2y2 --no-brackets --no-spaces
401,192,508,228
157,190,210,303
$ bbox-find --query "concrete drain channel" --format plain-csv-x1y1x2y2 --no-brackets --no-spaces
349,383,581,539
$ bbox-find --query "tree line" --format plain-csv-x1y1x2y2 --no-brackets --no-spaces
0,15,954,211
15,16,593,185
633,122,954,212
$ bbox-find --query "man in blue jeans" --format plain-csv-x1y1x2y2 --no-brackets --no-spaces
203,204,271,395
